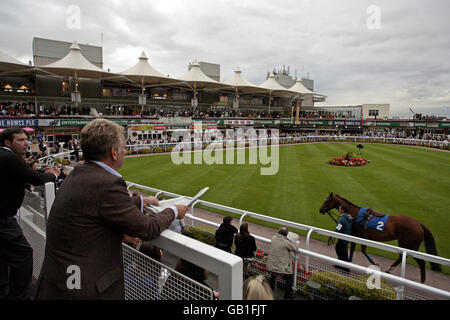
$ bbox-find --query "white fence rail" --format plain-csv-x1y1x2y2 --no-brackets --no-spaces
125,135,449,154
17,180,450,300
126,181,450,300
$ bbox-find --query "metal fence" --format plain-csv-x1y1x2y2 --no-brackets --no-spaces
126,182,450,300
125,135,449,155
181,217,437,301
122,244,214,300
17,180,450,300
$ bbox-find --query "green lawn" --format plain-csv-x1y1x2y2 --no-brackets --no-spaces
120,143,450,265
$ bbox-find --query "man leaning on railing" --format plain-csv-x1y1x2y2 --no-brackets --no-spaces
35,119,189,300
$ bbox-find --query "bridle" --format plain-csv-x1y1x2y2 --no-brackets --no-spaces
325,209,340,224
321,198,340,224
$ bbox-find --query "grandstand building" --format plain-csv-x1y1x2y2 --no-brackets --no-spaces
1,37,449,147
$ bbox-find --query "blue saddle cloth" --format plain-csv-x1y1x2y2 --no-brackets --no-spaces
355,207,389,232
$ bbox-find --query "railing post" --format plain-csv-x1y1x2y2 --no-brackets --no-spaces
43,182,56,226
293,252,299,292
305,228,314,273
396,250,408,300
190,200,200,227
239,212,249,226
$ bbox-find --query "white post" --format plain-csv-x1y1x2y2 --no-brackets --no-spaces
396,250,408,300
305,228,314,272
44,182,56,222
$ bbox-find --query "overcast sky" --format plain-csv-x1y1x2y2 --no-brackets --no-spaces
1,0,450,117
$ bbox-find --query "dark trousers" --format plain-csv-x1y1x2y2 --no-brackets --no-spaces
215,243,232,253
269,272,294,296
0,217,33,299
334,240,350,273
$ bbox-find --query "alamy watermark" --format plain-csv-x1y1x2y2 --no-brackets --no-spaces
66,265,81,290
366,264,381,290
67,5,81,30
170,122,279,175
367,5,381,30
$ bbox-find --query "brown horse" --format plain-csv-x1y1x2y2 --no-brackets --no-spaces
319,192,441,283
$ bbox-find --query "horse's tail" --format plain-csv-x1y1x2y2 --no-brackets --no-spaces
420,224,442,271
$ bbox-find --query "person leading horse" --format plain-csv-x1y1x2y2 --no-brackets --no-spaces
319,192,441,283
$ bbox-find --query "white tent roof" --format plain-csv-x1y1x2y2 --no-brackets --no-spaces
258,73,296,97
0,49,31,72
223,67,268,94
289,79,315,96
40,42,112,78
178,60,230,89
120,51,178,85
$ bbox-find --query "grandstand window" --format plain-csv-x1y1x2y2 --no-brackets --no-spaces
369,110,379,117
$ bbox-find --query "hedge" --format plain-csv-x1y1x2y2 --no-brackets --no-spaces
305,271,396,300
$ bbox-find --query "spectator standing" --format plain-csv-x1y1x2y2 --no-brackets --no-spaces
168,217,192,237
214,216,238,253
234,223,257,278
266,227,300,299
35,119,189,300
0,128,59,299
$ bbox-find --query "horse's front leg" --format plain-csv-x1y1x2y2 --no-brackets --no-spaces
361,245,378,266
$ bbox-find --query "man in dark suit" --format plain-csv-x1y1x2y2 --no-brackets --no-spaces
0,127,59,300
35,119,188,299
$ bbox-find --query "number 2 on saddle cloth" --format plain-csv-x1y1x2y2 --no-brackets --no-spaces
355,207,389,235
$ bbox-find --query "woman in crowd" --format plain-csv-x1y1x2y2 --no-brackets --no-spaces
243,274,273,300
234,222,257,278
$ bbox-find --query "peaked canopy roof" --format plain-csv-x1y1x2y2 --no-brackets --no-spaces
223,67,268,94
258,73,297,97
178,60,230,90
0,49,32,73
119,51,179,85
289,78,315,97
40,42,113,78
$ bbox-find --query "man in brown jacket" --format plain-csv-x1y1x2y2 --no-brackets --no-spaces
35,119,188,299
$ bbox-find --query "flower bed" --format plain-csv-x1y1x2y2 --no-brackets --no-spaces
329,154,370,166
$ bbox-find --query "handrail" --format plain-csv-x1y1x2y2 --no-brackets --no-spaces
184,212,450,300
125,135,450,152
126,181,450,267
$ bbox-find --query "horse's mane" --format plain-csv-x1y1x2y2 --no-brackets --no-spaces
334,193,360,209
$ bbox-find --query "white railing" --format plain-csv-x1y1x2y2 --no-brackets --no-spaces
125,135,449,154
17,180,450,300
126,181,450,300
38,151,74,166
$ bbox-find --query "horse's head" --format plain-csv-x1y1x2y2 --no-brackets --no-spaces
319,192,340,214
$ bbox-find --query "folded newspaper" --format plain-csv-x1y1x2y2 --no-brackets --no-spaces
145,187,209,214
287,231,300,243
